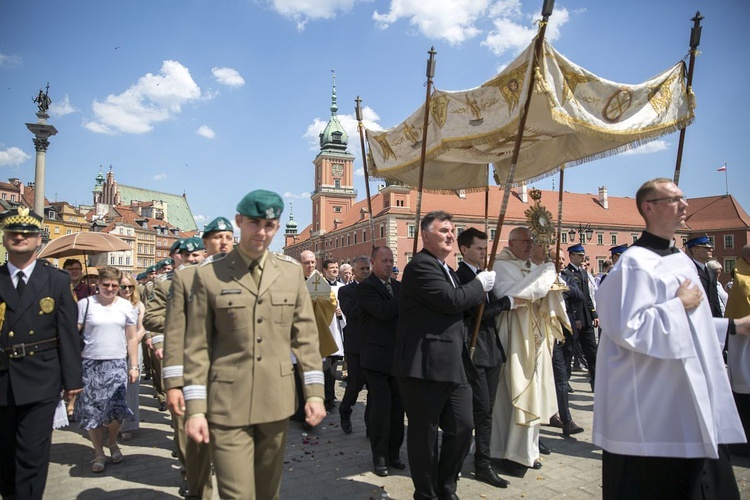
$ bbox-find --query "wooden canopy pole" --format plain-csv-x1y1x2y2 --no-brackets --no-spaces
673,11,703,186
470,0,555,359
355,96,377,249
554,166,565,272
411,47,437,256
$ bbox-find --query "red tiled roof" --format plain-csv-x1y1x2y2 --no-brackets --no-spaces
684,195,750,231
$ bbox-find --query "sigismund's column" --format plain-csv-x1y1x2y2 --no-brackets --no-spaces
26,84,58,215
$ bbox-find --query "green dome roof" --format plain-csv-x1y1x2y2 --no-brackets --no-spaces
319,73,348,152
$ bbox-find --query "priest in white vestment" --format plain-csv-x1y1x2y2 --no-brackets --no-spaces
489,227,568,470
594,178,750,499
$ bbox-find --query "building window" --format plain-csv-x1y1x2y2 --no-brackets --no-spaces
126,257,131,266
490,229,496,240
380,225,384,238
406,252,414,263
334,179,341,189
724,235,734,249
48,211,56,219
597,257,605,273
118,257,123,265
408,224,416,238
632,234,639,244
54,227,60,234
455,226,464,235
334,206,342,213
66,229,72,234
611,234,617,245
561,232,567,244
1,193,5,200
681,236,687,247
110,256,115,265
10,195,16,202
456,254,464,265
725,258,736,276
363,230,367,242
347,234,351,245
707,236,715,247
354,233,357,244
597,234,603,245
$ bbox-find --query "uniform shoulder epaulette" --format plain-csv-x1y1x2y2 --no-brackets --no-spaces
273,252,300,265
201,252,227,266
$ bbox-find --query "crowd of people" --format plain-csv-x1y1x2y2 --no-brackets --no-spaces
2,178,750,499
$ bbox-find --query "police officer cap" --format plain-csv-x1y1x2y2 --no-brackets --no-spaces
0,207,43,234
181,236,205,253
686,235,712,249
567,244,585,255
146,266,157,274
609,244,628,256
236,190,284,220
203,216,234,236
169,239,184,255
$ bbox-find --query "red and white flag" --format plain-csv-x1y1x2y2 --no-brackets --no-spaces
717,164,727,172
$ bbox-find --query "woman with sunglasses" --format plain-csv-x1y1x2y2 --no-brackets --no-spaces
73,266,139,473
118,274,147,440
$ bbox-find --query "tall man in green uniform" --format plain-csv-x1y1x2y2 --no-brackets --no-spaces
184,190,326,499
144,236,208,497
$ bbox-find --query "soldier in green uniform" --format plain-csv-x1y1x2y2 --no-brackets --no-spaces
143,258,176,412
184,190,325,499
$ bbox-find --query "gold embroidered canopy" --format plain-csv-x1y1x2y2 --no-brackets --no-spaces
365,38,694,192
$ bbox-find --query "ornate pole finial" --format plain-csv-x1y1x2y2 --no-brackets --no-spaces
330,69,338,115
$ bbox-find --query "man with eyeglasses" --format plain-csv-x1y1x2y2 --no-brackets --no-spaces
594,177,750,498
685,235,723,318
337,255,371,435
564,244,598,392
63,259,92,301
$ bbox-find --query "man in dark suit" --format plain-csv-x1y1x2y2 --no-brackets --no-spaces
357,246,404,477
686,235,723,318
393,211,496,500
565,244,598,390
456,228,511,489
338,255,371,434
0,207,82,500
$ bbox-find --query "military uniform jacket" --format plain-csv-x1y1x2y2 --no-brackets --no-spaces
564,263,597,327
143,277,171,347
0,261,82,406
183,249,324,426
693,260,723,318
393,249,485,383
162,264,199,390
355,274,400,375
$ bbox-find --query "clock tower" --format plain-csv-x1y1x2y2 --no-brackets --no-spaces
311,73,356,236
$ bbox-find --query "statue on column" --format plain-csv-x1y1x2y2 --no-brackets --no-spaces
33,84,52,113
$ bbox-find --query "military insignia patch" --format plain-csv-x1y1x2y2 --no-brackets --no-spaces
40,297,55,314
0,302,5,331
188,289,194,302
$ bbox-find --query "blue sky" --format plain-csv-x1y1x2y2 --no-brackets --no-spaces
1,0,747,251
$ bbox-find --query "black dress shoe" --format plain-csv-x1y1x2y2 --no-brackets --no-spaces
158,402,167,412
563,420,584,436
341,418,352,434
374,465,389,477
178,479,189,497
566,383,575,393
496,459,527,477
548,414,563,428
474,465,509,488
539,440,551,455
440,494,459,500
389,459,406,470
531,459,543,469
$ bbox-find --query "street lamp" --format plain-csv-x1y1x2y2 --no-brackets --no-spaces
568,223,594,245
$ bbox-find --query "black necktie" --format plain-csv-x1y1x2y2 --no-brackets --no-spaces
16,271,26,296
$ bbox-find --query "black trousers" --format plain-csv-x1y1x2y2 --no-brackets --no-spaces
602,447,739,500
363,369,403,465
324,356,342,407
291,364,306,421
576,324,598,387
553,336,573,424
468,363,501,468
339,353,369,423
398,377,473,500
0,395,59,500
729,391,750,456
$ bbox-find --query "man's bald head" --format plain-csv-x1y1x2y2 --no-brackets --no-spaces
300,250,317,278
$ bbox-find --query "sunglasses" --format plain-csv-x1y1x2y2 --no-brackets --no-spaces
100,283,119,289
120,285,135,290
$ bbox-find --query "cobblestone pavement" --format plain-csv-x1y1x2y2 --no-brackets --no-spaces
47,371,750,499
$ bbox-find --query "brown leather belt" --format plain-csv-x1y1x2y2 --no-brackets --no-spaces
2,338,59,359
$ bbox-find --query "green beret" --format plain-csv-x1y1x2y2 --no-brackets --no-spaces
169,239,184,255
236,190,284,220
203,216,234,236
146,266,157,273
136,272,146,280
156,258,174,270
181,236,205,253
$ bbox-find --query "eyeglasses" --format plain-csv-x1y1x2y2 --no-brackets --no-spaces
645,195,687,204
100,283,119,289
120,285,135,290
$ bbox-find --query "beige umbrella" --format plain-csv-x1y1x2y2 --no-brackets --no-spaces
37,231,131,259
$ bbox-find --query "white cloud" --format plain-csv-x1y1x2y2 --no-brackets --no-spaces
0,147,30,167
0,52,22,67
212,67,245,88
153,172,167,181
621,140,669,156
194,214,211,228
49,94,77,118
373,0,489,45
482,2,571,56
354,167,365,177
270,0,364,31
84,60,201,135
302,105,383,151
283,191,311,199
196,125,215,138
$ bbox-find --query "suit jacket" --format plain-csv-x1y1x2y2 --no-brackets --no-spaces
338,281,364,355
393,249,485,383
694,261,723,318
558,271,583,337
0,261,82,406
564,263,597,327
183,249,323,426
456,261,509,368
356,274,400,374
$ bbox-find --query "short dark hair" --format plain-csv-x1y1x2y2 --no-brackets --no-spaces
322,259,337,270
63,259,82,270
457,227,487,250
635,177,673,218
371,246,391,259
421,211,452,233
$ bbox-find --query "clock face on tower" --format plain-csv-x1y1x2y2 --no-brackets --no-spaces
331,164,344,177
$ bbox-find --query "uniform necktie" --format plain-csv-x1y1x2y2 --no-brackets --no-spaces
249,260,261,287
16,271,26,296
385,280,394,297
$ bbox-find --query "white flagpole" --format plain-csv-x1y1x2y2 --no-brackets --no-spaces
725,162,728,196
